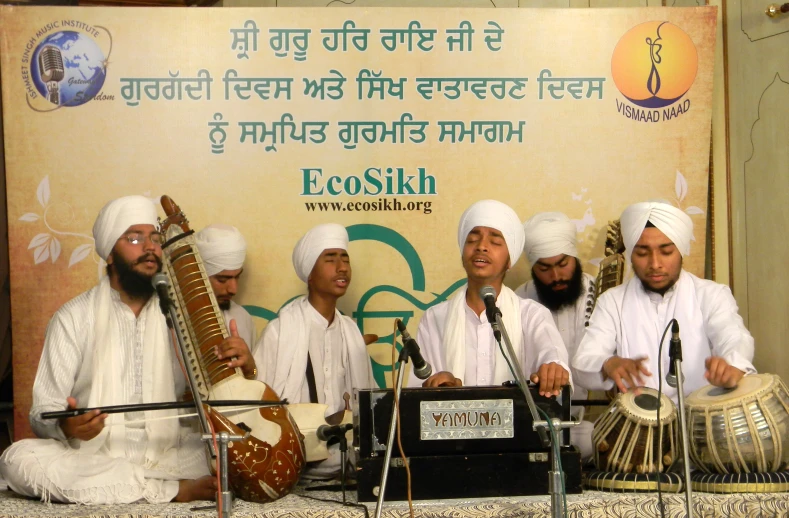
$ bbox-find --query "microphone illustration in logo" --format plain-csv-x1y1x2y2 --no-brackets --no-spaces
38,45,65,105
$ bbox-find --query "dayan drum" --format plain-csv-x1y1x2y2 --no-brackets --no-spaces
686,373,789,474
593,388,678,473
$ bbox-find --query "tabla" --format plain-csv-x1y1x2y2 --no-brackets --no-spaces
686,373,789,474
592,387,678,473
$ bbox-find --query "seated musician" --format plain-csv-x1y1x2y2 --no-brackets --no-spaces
195,223,258,356
572,201,756,400
410,200,571,399
0,196,255,503
515,211,596,456
254,223,375,479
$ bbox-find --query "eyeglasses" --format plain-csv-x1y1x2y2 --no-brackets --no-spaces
122,232,164,246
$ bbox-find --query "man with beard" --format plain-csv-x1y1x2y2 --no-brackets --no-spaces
255,223,374,479
516,212,596,368
195,224,257,371
410,200,571,398
573,201,756,402
515,212,596,457
0,196,253,504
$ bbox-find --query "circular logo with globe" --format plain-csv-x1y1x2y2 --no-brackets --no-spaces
30,31,106,107
611,21,698,109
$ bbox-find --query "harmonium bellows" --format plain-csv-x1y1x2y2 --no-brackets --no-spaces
355,385,582,501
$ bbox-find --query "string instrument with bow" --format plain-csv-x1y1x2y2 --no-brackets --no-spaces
159,195,305,503
590,219,627,405
593,219,626,308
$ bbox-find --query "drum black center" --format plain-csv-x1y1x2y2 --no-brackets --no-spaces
634,393,659,411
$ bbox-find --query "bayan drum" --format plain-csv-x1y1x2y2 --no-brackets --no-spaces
686,373,789,474
592,387,678,474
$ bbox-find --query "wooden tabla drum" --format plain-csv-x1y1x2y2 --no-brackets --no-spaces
593,387,678,474
686,373,789,474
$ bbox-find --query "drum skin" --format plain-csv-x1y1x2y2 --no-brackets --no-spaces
686,373,789,474
593,388,678,474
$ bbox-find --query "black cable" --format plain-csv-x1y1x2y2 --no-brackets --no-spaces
655,319,675,518
300,493,370,518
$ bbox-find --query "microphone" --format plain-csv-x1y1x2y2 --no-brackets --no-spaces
479,285,502,342
396,319,432,380
151,272,173,322
316,423,353,442
38,45,65,105
667,320,683,388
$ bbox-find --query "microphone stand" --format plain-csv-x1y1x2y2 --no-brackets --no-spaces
669,352,694,517
164,301,217,459
373,345,411,518
494,312,576,518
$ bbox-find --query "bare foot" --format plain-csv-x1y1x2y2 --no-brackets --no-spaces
174,475,217,502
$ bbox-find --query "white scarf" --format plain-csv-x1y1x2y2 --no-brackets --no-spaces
269,297,369,407
444,286,524,384
80,277,179,469
619,270,707,399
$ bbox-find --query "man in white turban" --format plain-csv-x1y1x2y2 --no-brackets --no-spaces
254,223,374,479
516,212,597,458
410,200,571,398
517,212,596,367
0,195,223,504
195,224,257,376
573,201,756,403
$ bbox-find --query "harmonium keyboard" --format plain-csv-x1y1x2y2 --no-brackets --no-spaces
355,384,582,501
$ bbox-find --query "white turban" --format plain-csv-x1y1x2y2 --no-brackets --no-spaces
195,224,247,277
620,201,694,257
92,195,159,261
292,223,349,283
522,212,579,264
457,200,525,268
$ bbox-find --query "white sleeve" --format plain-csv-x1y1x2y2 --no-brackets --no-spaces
253,319,281,384
700,283,756,375
29,310,83,441
520,302,571,384
571,293,618,391
407,310,442,387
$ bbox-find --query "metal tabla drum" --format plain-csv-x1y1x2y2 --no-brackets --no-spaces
592,387,679,474
686,373,789,474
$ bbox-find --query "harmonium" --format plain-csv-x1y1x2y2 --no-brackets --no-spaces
355,384,582,501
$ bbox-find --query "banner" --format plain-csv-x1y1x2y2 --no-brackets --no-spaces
0,6,716,438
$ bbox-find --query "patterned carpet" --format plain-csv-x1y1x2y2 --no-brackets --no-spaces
0,486,787,518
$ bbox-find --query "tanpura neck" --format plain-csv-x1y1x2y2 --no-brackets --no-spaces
307,291,338,325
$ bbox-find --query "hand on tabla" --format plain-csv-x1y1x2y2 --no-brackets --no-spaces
602,356,651,394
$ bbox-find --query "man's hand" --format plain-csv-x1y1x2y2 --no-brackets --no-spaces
215,319,256,378
421,371,463,388
602,356,651,394
705,356,744,388
59,397,107,441
174,475,218,502
530,362,569,397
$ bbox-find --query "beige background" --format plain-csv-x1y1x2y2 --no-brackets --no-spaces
0,6,716,438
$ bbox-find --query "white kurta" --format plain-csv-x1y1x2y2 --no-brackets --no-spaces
409,289,570,387
254,297,374,478
0,286,208,504
223,300,256,353
572,270,756,402
514,272,596,400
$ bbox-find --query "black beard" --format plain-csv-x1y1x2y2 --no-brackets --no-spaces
111,250,162,299
639,258,683,296
218,300,231,311
531,261,584,311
